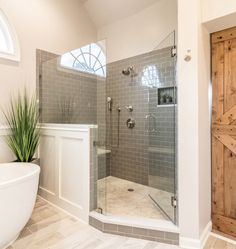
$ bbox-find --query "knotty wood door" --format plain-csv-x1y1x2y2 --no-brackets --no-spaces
212,27,236,237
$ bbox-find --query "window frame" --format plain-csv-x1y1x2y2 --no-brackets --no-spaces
0,9,20,62
59,43,106,78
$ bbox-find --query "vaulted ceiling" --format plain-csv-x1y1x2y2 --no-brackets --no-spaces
80,0,161,28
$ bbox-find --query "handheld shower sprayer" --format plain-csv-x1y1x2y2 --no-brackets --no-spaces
107,97,112,111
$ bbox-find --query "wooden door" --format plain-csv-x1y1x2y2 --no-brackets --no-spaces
212,27,236,237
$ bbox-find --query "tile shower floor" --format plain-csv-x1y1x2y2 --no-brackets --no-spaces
97,176,173,220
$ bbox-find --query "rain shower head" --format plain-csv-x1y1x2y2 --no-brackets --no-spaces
122,66,135,76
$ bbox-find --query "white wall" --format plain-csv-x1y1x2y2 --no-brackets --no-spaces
197,23,211,238
178,1,236,248
202,0,236,32
178,0,201,242
178,0,212,247
83,0,159,29
97,0,177,63
202,0,236,23
0,127,15,163
0,0,97,125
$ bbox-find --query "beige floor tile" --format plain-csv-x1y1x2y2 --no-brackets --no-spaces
97,176,170,220
9,197,233,249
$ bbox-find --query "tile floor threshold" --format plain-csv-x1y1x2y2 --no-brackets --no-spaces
90,211,179,233
89,212,179,245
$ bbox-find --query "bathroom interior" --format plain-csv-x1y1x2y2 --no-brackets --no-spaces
2,0,236,248
37,31,177,225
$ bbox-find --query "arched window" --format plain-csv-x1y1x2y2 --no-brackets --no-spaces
60,43,106,77
0,9,20,61
142,65,160,88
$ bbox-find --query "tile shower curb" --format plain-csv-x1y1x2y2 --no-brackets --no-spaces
89,214,179,245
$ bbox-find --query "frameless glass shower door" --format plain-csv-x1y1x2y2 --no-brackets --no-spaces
95,32,177,224
147,31,177,223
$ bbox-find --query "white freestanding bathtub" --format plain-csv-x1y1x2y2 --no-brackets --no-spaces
0,163,40,249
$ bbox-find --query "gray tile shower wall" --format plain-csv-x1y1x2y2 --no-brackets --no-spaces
106,47,176,192
36,49,99,124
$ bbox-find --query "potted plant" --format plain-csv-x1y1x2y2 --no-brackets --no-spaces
3,90,40,163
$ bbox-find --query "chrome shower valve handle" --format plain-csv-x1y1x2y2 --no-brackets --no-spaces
125,105,133,112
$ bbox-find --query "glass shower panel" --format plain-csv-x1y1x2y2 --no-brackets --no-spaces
38,40,108,215
147,31,177,223
92,40,108,215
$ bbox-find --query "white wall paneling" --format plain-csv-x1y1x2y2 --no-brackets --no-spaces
38,124,94,223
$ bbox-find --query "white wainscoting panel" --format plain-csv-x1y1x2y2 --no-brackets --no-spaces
39,135,56,196
38,124,93,223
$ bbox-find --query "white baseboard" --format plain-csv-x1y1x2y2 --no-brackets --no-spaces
180,221,212,249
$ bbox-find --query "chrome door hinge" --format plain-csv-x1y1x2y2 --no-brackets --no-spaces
171,196,177,208
97,207,103,214
171,46,177,57
93,141,98,147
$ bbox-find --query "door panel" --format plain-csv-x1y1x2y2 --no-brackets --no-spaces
212,136,224,215
212,27,236,237
224,147,236,219
224,39,236,113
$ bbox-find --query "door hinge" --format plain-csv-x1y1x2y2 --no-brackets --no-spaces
171,46,177,57
97,207,103,214
171,196,177,208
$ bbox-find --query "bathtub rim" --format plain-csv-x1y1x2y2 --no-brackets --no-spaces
0,163,40,189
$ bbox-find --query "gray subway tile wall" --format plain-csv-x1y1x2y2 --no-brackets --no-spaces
105,47,176,192
36,49,100,124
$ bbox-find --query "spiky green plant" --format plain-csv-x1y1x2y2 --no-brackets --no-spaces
3,90,40,162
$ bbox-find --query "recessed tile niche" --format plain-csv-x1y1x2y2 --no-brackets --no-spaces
157,86,176,106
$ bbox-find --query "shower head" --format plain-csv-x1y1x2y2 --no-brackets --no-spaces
122,66,135,76
122,68,131,76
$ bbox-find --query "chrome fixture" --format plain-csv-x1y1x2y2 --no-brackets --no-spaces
171,46,177,57
145,113,158,132
126,118,135,129
184,49,192,62
125,105,133,112
117,106,121,112
122,66,136,77
107,97,112,111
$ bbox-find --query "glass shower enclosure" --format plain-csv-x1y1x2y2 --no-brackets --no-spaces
95,32,177,223
38,32,177,225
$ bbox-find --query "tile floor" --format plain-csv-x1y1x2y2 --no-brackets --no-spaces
204,235,236,249
7,197,236,249
97,176,173,220
8,197,180,249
